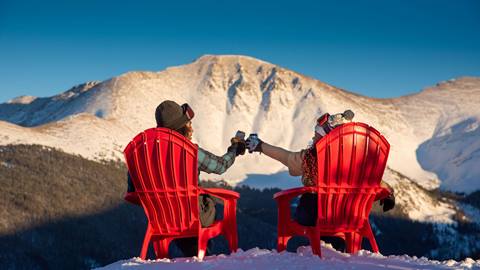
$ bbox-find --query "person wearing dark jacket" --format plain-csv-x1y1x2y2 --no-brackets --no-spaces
125,100,246,257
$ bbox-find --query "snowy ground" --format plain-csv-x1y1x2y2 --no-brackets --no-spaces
96,245,480,270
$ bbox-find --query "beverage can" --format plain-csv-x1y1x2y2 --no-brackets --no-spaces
247,133,258,153
235,130,246,140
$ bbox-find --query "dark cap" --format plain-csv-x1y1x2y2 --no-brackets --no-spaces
155,100,194,130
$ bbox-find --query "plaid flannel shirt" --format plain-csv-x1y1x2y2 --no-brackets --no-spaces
197,146,237,175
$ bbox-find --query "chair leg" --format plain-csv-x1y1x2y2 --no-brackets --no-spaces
153,237,172,259
277,234,291,253
140,225,153,260
197,234,208,260
308,229,322,257
223,200,238,253
226,229,238,252
229,201,238,252
276,201,291,252
363,222,379,253
345,233,352,253
276,219,292,252
345,232,362,254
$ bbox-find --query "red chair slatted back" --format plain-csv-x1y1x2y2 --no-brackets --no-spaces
124,128,200,235
315,122,390,230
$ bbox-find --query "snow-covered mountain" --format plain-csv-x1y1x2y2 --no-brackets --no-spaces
1,55,479,217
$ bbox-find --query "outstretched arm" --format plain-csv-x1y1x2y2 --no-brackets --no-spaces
246,136,304,177
261,142,304,176
197,145,237,175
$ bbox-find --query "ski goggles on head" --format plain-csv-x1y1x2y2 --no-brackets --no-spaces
314,113,331,136
316,113,329,126
181,103,195,120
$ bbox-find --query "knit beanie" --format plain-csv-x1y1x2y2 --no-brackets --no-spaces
155,100,192,130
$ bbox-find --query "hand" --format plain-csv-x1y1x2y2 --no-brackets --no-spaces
245,134,263,153
380,192,395,212
230,137,246,156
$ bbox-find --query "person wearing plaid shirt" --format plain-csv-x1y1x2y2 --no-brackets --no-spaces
125,100,245,258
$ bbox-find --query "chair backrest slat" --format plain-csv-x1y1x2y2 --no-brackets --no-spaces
315,123,390,230
151,139,170,234
131,140,164,232
124,128,199,235
140,135,166,233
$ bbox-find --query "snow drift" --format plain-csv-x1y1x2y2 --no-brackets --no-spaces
96,245,480,270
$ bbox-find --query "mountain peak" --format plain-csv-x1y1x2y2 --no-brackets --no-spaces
194,54,273,67
191,55,281,79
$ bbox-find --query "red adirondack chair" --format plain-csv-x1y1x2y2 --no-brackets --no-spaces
124,128,239,260
274,122,391,257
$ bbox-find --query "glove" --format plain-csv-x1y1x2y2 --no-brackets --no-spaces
245,134,263,153
230,137,246,156
380,192,395,212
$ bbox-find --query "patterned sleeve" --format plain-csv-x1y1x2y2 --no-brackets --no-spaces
197,146,237,175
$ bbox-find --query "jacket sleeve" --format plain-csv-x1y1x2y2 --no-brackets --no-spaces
197,146,237,175
261,142,304,176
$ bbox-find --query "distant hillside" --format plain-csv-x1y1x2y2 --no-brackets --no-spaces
0,145,276,269
0,144,144,269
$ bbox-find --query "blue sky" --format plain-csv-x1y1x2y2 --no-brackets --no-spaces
0,0,479,102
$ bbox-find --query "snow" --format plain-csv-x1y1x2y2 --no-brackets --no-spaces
96,245,480,270
417,116,480,192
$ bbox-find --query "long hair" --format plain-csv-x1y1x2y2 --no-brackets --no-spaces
301,146,317,187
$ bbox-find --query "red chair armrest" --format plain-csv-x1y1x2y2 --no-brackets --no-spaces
375,186,391,201
200,188,240,200
124,192,141,205
273,186,316,201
